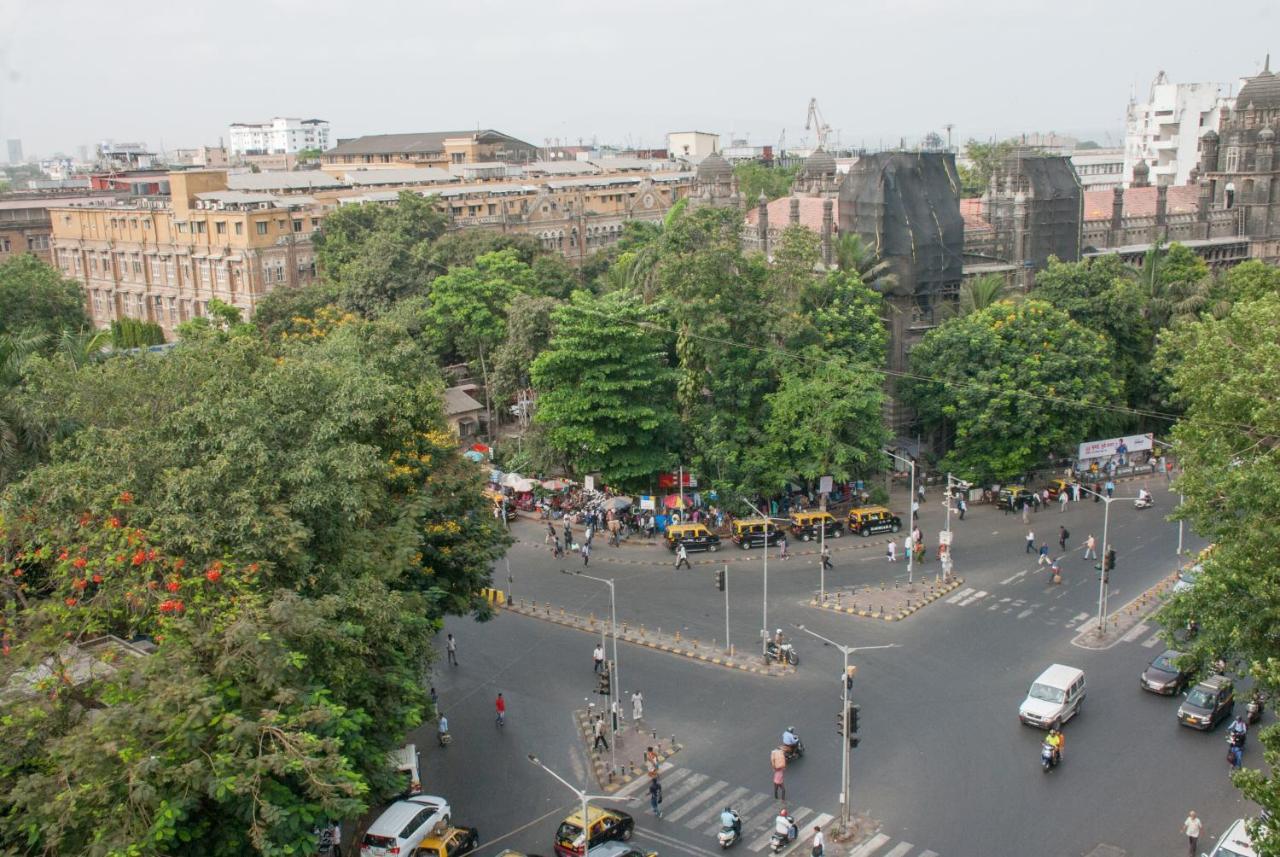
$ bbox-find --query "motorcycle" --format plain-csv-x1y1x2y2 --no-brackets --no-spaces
1228,732,1245,769
769,819,798,853
1248,692,1266,725
1040,742,1058,772
783,736,805,762
717,811,742,849
765,640,799,666
437,730,452,747
1134,495,1154,510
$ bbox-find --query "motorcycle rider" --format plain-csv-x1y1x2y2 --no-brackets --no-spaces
720,807,741,838
1229,714,1248,747
774,809,796,840
1045,728,1064,766
437,713,450,745
782,726,800,750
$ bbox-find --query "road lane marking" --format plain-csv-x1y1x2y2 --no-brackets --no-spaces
919,852,939,857
1143,634,1164,648
1017,608,1036,619
1067,612,1090,626
1121,622,1150,643
635,826,722,857
809,814,834,832
661,773,708,805
666,779,729,821
690,786,749,829
945,587,974,603
1001,569,1027,585
848,833,890,856
883,844,914,857
958,589,988,606
615,763,677,797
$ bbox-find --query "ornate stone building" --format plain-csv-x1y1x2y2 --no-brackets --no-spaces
690,152,741,208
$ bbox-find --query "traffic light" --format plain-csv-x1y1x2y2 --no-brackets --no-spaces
835,709,844,736
597,669,611,696
835,705,861,746
849,704,860,734
715,569,726,592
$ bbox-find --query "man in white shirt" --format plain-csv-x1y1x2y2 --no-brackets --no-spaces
1182,811,1202,856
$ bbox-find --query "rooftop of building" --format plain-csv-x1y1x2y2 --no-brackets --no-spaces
1236,58,1280,111
444,385,484,416
1082,185,1201,220
342,168,456,186
0,193,129,212
227,171,347,192
325,129,535,157
743,196,839,234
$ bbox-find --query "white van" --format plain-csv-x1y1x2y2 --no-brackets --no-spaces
1019,664,1086,729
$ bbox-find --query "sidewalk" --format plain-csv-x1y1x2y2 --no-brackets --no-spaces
574,707,682,792
1072,566,1181,650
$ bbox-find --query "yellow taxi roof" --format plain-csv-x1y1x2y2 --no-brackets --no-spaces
418,828,464,849
791,510,834,519
848,506,890,516
734,517,773,527
667,522,709,534
563,806,616,827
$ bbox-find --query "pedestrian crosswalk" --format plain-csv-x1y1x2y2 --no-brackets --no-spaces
941,586,1169,648
620,765,941,857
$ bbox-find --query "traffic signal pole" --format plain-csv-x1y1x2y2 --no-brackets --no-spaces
723,564,730,655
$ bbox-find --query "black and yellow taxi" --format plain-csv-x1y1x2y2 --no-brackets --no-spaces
997,486,1033,510
846,506,902,537
484,490,517,522
553,807,635,857
415,826,480,857
1044,479,1073,501
788,510,843,541
665,522,721,553
729,517,782,550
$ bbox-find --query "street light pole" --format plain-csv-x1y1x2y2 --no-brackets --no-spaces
741,498,771,658
527,755,634,854
793,624,896,834
882,450,915,584
1076,483,1128,635
564,570,619,777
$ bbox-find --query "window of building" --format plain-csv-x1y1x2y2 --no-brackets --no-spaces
452,152,464,164
168,297,178,323
131,258,143,275
143,218,151,229
195,222,207,234
89,255,98,272
277,219,287,232
216,221,227,235
234,221,243,236
154,295,165,318
256,221,268,235
165,257,177,284
130,219,138,229
27,235,50,251
293,219,303,232
177,222,188,233
1226,147,1239,172
216,266,228,288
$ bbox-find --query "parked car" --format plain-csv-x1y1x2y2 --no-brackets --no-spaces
846,506,902,537
665,522,721,553
729,518,782,550
415,826,480,857
361,795,451,857
1173,563,1204,594
1044,479,1073,500
997,486,1033,510
1141,649,1193,695
554,807,635,857
1205,818,1256,857
1177,675,1235,730
788,510,843,541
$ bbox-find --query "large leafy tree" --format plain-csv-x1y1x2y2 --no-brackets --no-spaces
491,293,558,413
426,248,534,368
0,318,506,855
902,299,1123,481
531,290,678,487
1155,292,1280,849
733,162,799,203
957,138,1017,197
0,254,90,339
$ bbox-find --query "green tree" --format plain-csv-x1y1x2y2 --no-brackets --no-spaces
531,290,678,487
834,233,897,295
251,279,342,339
0,254,90,339
427,230,540,271
491,293,558,411
110,317,167,348
1212,258,1280,309
426,249,534,365
902,300,1123,481
1154,293,1280,849
733,161,800,203
1140,241,1212,330
0,317,506,855
939,273,1021,320
958,138,1017,197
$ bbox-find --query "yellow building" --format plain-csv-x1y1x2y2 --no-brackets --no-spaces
49,170,321,338
320,129,539,172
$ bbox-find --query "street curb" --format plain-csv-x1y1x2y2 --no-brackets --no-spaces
1071,567,1181,651
574,708,683,792
808,576,965,621
498,601,797,677
512,534,893,567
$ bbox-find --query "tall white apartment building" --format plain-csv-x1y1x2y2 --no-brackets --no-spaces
1124,72,1234,187
227,118,330,157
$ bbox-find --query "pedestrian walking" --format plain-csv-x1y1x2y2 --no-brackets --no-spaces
1166,459,1175,483
914,540,926,565
552,537,564,558
581,541,591,566
563,521,572,545
645,746,659,776
632,690,644,722
957,496,966,520
903,532,913,559
772,766,786,800
1105,479,1115,498
770,745,787,799
649,777,663,817
584,525,594,547
675,543,691,570
446,633,457,667
1041,489,1050,509
593,715,609,751
1059,490,1069,512
1026,530,1036,554
430,686,438,709
1182,811,1202,856
887,540,897,562
593,644,605,673
611,698,622,731
1021,499,1031,524
1058,526,1069,551
917,482,926,504
1084,534,1097,560
1037,544,1052,567
778,535,789,560
494,693,506,726
546,522,555,545
811,826,824,857
820,544,832,571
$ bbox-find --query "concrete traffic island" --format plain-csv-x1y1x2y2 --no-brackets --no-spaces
500,598,798,676
574,707,682,792
1072,567,1181,650
809,574,966,621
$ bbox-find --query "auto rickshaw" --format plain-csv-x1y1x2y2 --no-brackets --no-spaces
788,510,843,540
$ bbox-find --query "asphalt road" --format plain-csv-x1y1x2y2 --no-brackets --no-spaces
416,479,1257,857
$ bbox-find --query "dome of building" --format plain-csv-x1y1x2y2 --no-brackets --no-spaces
1237,70,1280,112
801,148,837,177
696,152,733,183
1133,159,1150,177
1201,129,1219,142
1260,126,1276,142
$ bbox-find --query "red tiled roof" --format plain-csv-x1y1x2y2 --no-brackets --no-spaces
959,198,989,229
1082,185,1200,221
744,196,838,234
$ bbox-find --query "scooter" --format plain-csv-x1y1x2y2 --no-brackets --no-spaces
1134,495,1154,510
783,734,805,762
1228,732,1245,769
437,729,452,747
769,819,798,853
717,811,742,849
765,640,799,666
1248,691,1266,725
1040,742,1058,772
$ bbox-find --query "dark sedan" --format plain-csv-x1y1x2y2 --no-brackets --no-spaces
1177,675,1234,730
1141,649,1192,695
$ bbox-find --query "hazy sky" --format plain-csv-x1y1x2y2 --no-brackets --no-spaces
0,0,1275,158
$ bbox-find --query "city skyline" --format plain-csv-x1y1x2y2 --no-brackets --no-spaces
0,0,1274,158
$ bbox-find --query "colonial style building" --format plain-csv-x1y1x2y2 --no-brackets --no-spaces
49,171,321,338
0,193,127,265
320,130,539,172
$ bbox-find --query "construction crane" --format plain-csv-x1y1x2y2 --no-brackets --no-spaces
805,98,832,151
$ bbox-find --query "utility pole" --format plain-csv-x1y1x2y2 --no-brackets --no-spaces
793,625,895,834
741,498,771,658
883,450,915,585
564,570,619,777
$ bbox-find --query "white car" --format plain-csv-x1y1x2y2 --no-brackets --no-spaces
1206,818,1256,857
1173,563,1204,594
360,794,451,857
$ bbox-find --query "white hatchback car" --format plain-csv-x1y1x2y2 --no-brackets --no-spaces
1206,818,1256,857
360,794,451,857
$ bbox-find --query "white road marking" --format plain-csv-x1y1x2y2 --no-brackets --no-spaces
690,786,749,829
988,603,1000,610
999,597,1012,603
1001,569,1027,585
848,834,890,856
1143,634,1164,648
1017,608,1035,619
666,780,729,821
616,763,676,797
945,587,974,604
919,852,939,857
809,814,834,832
661,773,708,805
883,844,914,857
1068,612,1090,625
1121,623,1150,643
958,589,988,606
